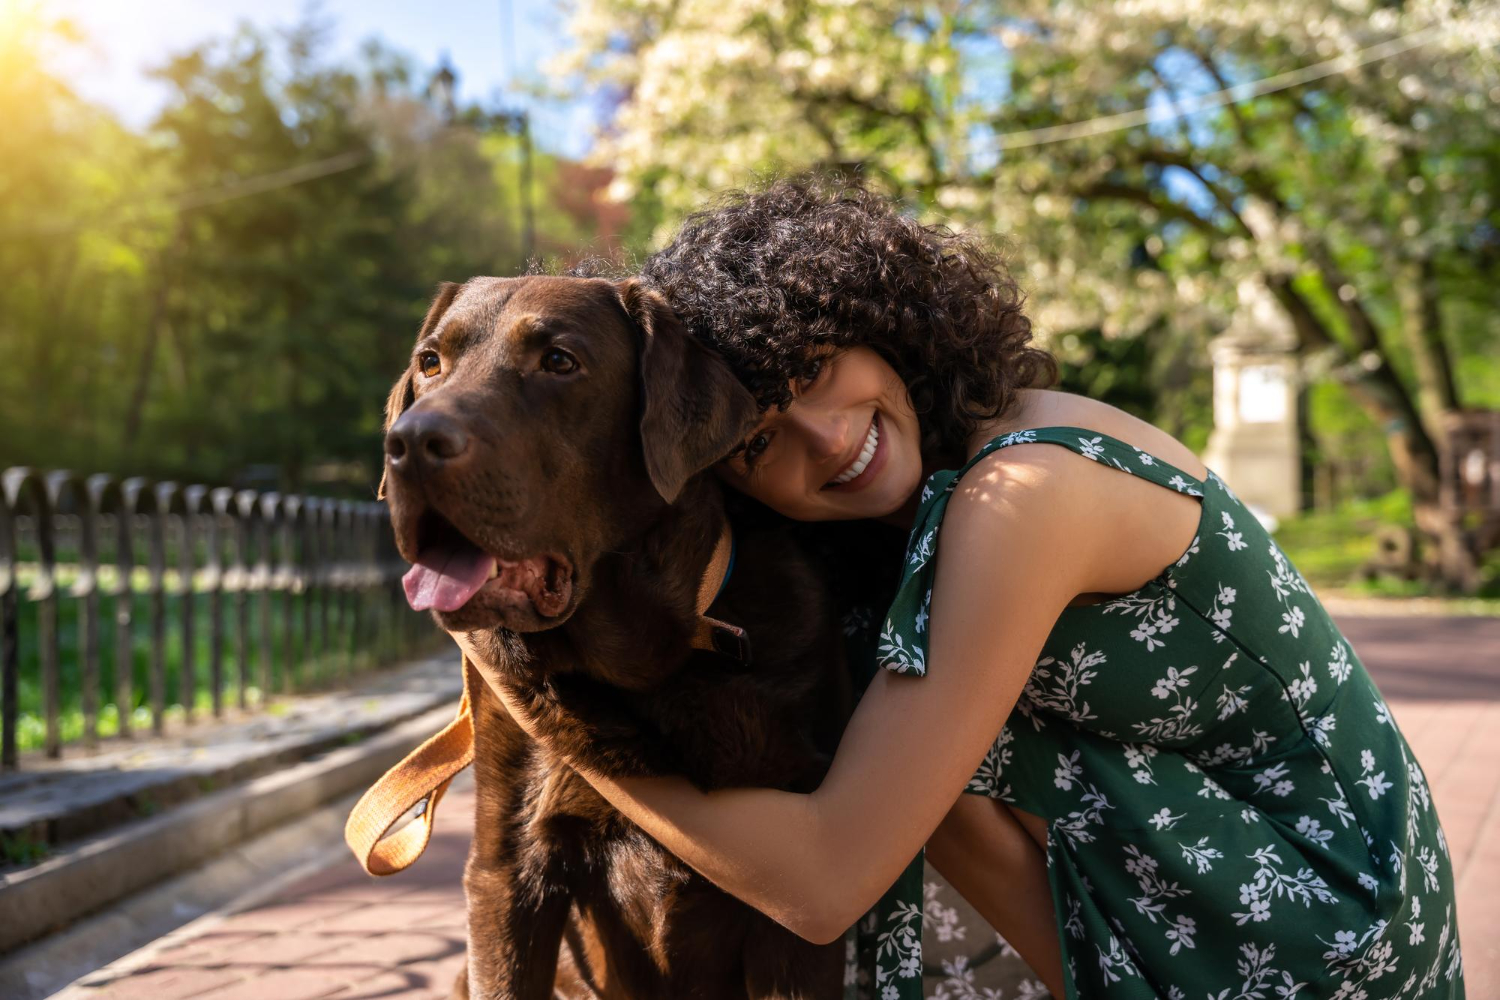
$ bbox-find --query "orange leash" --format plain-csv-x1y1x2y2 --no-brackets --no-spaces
346,523,742,876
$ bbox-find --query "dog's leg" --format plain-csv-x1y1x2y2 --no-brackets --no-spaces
463,862,573,1000
741,925,846,1000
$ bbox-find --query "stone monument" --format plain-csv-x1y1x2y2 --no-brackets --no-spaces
1200,279,1302,521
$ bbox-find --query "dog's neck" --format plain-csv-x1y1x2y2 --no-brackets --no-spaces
496,476,730,691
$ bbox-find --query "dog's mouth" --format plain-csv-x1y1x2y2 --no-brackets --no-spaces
401,508,574,619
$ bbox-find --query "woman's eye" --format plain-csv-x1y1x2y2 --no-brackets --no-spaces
798,353,832,392
744,432,771,465
418,351,441,378
541,348,579,374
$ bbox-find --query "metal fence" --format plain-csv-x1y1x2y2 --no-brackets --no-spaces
0,467,435,770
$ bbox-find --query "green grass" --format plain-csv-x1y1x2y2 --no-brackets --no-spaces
0,832,50,866
1273,489,1500,611
4,583,425,752
1272,490,1414,588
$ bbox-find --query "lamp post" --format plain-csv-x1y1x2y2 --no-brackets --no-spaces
494,109,535,265
426,59,457,124
425,62,534,267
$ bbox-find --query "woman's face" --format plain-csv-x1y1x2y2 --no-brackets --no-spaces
714,346,925,521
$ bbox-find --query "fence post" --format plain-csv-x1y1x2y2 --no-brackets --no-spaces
51,474,102,749
0,464,409,766
1,471,27,768
6,471,61,758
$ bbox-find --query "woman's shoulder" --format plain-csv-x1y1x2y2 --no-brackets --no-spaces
941,390,1209,604
968,388,1208,481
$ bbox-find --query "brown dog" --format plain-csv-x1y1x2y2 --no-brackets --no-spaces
379,275,852,999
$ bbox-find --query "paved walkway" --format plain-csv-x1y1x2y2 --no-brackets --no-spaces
58,614,1500,999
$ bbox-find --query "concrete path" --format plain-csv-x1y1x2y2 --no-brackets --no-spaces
54,613,1500,999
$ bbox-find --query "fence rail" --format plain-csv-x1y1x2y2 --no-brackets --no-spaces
0,467,433,770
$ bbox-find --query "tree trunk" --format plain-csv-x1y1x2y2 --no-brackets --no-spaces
1264,274,1482,593
120,281,169,457
1412,504,1483,594
1400,256,1462,445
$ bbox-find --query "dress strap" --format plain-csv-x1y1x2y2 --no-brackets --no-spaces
962,425,1207,497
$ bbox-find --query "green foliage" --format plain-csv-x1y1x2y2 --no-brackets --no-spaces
564,0,1500,524
1274,488,1500,600
1052,320,1214,452
0,832,50,867
1273,489,1413,587
1,14,621,497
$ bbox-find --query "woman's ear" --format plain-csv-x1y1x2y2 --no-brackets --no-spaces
616,279,759,504
377,281,462,501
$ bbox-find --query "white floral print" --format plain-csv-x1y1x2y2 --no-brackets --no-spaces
846,426,1461,1000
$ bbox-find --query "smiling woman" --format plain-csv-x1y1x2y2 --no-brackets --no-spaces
470,176,1465,1000
717,346,927,525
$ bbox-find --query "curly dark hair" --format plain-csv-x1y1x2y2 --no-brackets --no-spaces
638,175,1058,465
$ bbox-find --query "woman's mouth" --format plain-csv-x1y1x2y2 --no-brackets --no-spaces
824,411,889,492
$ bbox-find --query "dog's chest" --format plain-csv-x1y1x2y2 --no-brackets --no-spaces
518,764,708,946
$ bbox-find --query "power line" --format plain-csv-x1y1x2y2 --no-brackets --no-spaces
500,0,518,93
167,149,370,212
995,20,1454,150
7,14,1467,241
9,148,375,238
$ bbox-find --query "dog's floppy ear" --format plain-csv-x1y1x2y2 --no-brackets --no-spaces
618,279,759,504
377,281,462,500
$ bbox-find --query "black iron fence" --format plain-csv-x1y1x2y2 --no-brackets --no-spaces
0,467,435,770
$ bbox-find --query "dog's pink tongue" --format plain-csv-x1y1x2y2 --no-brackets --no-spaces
403,540,497,612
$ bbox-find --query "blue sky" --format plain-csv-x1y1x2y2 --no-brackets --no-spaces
53,0,598,157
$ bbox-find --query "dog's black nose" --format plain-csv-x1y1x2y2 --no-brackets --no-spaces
386,409,469,477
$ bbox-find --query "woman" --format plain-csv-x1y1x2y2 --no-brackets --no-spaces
454,179,1464,999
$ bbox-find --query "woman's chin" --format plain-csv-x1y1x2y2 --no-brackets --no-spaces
821,471,923,521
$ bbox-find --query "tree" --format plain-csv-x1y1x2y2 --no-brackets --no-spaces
558,0,1500,591
2,14,628,496
0,4,164,471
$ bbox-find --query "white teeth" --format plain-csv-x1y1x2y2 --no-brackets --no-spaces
487,561,500,580
831,417,880,485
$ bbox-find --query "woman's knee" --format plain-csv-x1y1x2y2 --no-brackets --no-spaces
1004,802,1050,853
928,794,1033,871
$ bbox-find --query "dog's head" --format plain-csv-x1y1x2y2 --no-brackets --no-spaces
379,275,759,634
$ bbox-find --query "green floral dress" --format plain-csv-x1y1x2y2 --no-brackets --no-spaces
841,426,1464,1000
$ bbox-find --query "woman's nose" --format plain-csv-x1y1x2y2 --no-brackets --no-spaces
791,407,847,460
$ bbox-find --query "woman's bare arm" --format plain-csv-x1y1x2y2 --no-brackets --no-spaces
459,447,1103,944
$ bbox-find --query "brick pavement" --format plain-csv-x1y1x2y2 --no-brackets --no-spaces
60,781,475,1000
59,614,1500,999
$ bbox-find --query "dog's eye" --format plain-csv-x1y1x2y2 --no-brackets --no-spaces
417,351,441,378
540,348,578,375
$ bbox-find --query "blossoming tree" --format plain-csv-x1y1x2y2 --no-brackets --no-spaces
557,0,1500,591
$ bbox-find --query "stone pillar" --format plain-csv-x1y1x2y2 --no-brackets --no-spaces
1200,279,1302,520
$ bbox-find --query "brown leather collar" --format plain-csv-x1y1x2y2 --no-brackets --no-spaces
693,521,750,665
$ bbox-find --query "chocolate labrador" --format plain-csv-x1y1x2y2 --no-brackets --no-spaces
378,275,852,999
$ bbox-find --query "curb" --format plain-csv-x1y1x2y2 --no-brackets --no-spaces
1,786,367,1000
1318,593,1500,618
0,700,458,961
